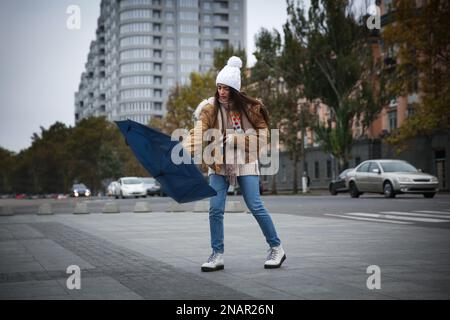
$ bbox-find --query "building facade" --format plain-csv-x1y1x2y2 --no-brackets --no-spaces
75,0,246,124
267,0,449,192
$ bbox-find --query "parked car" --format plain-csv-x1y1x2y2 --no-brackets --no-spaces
346,159,439,198
115,177,147,198
107,181,120,197
140,177,161,196
70,183,91,197
227,184,241,195
329,168,354,195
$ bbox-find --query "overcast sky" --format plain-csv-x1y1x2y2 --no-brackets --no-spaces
0,0,290,153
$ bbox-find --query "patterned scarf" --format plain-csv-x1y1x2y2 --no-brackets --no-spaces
219,98,241,186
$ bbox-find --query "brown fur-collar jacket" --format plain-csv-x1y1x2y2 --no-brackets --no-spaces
182,97,270,174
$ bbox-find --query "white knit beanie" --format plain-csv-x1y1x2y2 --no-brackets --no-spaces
216,56,243,92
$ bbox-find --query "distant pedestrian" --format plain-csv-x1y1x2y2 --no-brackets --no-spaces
183,56,286,272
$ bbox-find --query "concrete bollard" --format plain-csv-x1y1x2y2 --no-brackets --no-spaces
134,202,152,213
167,203,186,212
38,203,53,215
225,200,246,213
102,202,120,214
0,206,14,216
193,201,209,212
73,202,89,214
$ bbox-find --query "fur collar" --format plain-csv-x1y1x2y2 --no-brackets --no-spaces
193,97,215,121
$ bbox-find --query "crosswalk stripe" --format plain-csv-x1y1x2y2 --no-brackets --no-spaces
414,210,450,215
325,214,413,225
380,211,450,219
348,212,449,223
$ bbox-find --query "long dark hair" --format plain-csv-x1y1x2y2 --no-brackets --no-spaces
213,87,270,128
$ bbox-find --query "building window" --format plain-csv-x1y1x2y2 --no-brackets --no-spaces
120,75,153,86
166,38,175,47
179,23,198,34
154,62,162,71
153,36,162,45
167,78,175,86
120,9,152,21
120,62,153,73
314,161,320,179
154,89,162,97
154,76,162,84
120,88,152,99
180,37,198,47
166,25,174,33
213,39,228,49
154,102,162,110
203,1,211,9
180,50,198,59
214,13,228,22
167,64,175,72
203,14,211,22
120,48,152,60
202,52,212,61
214,1,228,9
166,51,175,60
153,10,161,19
214,26,228,35
153,23,161,32
179,11,198,21
120,22,152,34
407,104,414,118
178,0,198,8
153,49,162,58
180,63,198,73
326,160,332,178
165,12,174,20
203,40,211,48
388,111,397,131
120,36,152,47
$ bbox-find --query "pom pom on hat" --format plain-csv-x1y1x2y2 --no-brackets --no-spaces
216,56,243,91
227,56,242,68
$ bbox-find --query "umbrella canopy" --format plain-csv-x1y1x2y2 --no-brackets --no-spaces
115,119,217,203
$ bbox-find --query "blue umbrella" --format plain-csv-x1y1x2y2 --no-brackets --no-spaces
115,119,217,203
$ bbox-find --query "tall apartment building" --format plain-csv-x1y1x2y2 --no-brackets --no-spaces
75,0,247,125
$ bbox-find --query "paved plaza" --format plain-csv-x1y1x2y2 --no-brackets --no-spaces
0,199,449,300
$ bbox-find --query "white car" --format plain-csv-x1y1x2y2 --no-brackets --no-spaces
107,181,120,197
115,177,147,198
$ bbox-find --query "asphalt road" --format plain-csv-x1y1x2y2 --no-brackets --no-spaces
2,192,450,229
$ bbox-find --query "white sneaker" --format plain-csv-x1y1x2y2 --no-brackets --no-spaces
201,252,224,272
264,245,286,269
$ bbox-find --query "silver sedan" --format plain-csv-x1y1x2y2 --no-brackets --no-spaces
346,159,439,198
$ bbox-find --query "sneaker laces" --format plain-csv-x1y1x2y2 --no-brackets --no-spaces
208,252,220,263
267,247,279,261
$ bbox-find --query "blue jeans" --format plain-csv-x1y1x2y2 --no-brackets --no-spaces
208,174,281,253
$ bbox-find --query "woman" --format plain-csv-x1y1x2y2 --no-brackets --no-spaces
183,56,286,272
